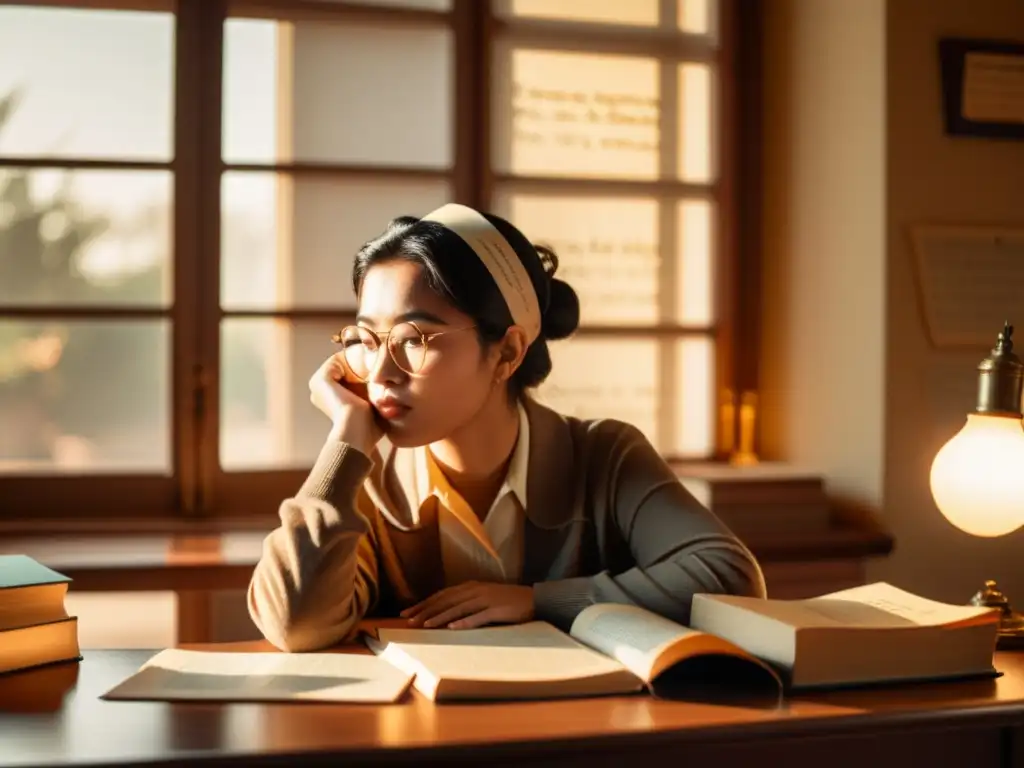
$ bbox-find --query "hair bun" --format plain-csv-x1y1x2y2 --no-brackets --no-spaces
542,277,580,341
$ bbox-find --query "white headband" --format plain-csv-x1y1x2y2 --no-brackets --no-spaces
420,203,542,344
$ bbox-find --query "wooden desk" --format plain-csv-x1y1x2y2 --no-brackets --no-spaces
2,644,1023,768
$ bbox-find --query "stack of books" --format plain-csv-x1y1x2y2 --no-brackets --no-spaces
0,555,81,675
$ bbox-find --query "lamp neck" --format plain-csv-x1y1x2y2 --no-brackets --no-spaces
975,323,1024,418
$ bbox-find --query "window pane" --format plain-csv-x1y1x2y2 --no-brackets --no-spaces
678,63,715,182
496,0,659,26
493,192,715,325
0,168,172,307
221,174,450,310
223,19,453,167
675,336,714,456
493,192,661,324
0,7,174,161
220,319,340,471
677,198,714,324
535,336,714,456
678,0,715,35
493,47,659,180
495,0,714,31
0,319,170,473
308,0,451,7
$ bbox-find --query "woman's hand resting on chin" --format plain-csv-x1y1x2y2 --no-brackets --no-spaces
308,353,383,455
400,582,535,630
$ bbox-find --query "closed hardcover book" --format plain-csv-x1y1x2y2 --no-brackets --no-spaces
0,555,81,675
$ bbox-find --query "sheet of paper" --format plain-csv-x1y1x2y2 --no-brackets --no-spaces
912,226,1024,347
101,649,414,703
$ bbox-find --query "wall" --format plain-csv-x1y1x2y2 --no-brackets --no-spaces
759,0,888,511
762,0,1024,604
880,0,1024,602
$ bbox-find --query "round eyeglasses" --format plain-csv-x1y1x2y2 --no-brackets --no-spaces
330,322,475,381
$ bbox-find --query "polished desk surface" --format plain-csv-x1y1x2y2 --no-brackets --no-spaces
2,639,1024,768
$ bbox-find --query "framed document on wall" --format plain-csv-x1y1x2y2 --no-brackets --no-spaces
939,37,1024,140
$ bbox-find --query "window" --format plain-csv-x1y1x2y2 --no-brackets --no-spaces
491,1,723,461
0,0,750,524
0,4,178,516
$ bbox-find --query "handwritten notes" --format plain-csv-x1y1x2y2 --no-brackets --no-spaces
912,226,1024,347
494,48,660,179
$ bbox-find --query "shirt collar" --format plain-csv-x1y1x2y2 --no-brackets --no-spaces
419,401,531,512
371,395,574,531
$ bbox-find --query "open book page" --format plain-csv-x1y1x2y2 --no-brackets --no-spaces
374,621,630,683
569,604,703,681
101,649,414,703
815,583,999,628
570,604,784,701
695,583,999,631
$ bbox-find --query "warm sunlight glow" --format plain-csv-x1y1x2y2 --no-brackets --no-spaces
677,199,714,324
538,337,714,456
315,0,451,8
678,63,714,182
678,0,712,34
676,337,714,456
494,47,660,179
0,169,171,306
221,174,449,310
0,320,170,473
0,7,173,160
220,319,344,471
500,0,659,26
224,19,452,167
930,413,1024,537
494,193,660,324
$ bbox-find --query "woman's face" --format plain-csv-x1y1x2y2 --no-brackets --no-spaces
355,259,503,448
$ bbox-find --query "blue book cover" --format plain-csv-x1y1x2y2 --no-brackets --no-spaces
0,555,71,590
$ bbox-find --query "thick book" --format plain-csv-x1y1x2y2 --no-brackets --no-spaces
366,582,1000,701
0,554,72,632
690,582,1000,689
0,555,80,675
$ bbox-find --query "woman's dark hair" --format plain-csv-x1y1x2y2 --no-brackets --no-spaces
351,211,580,400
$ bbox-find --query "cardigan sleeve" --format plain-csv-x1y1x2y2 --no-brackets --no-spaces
246,439,380,651
533,422,767,629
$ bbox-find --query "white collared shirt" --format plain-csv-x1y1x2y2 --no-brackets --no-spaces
415,403,529,585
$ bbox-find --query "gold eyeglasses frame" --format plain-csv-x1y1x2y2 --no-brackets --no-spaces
330,321,477,380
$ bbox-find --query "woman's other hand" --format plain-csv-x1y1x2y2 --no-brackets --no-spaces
400,582,535,630
309,353,383,455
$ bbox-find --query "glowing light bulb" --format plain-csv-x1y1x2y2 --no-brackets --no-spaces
930,413,1024,537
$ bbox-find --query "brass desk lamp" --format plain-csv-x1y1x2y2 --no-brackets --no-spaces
930,322,1024,650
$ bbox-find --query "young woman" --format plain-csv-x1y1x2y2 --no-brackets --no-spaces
248,203,766,652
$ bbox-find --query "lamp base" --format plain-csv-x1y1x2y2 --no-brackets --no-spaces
970,580,1024,650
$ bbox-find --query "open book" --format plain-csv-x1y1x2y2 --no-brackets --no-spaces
365,603,782,702
366,582,1001,701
